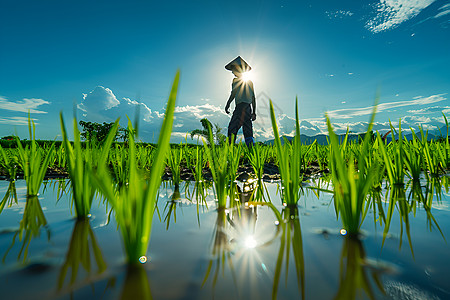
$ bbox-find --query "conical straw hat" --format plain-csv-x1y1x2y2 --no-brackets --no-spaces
225,56,252,73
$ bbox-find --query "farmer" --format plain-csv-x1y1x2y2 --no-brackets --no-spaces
224,56,256,146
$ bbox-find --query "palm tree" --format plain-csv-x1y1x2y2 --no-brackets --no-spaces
190,118,226,145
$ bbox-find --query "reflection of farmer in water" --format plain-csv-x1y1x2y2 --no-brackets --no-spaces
224,56,256,146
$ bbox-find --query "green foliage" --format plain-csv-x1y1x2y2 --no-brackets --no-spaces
79,120,119,143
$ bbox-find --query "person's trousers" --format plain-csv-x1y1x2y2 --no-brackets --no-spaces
227,103,254,145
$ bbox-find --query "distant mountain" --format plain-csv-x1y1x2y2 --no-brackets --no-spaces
263,134,361,145
263,129,447,145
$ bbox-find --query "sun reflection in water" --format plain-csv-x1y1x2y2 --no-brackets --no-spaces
244,236,257,249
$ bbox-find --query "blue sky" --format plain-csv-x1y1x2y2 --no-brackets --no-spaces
1,0,449,142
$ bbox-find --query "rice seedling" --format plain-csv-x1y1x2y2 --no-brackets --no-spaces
0,145,18,181
325,103,378,235
227,142,242,208
191,146,208,203
403,129,423,182
203,131,233,209
377,119,406,187
93,71,179,265
419,126,442,176
436,113,449,170
60,113,119,219
0,146,20,213
245,142,270,201
167,146,183,188
57,218,106,290
16,116,55,196
269,97,303,206
110,143,130,188
55,144,67,169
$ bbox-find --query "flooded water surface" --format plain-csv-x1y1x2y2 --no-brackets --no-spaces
0,176,449,300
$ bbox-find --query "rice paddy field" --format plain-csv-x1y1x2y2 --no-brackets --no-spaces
1,77,449,299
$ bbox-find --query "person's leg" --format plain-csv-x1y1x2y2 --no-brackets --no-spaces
242,104,254,146
228,104,244,144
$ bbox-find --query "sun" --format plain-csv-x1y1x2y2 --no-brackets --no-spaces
241,71,254,82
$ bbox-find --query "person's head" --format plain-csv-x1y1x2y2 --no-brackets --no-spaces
232,69,242,77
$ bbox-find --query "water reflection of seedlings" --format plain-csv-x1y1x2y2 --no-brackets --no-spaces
202,208,237,289
367,187,386,228
120,264,152,300
163,186,181,230
3,195,50,262
57,218,107,291
271,205,305,300
0,181,18,214
334,236,385,300
42,178,71,202
382,187,414,257
407,180,446,241
424,174,447,205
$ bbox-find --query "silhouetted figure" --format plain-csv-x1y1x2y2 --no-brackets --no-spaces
224,56,256,146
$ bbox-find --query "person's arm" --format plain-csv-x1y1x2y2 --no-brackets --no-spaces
250,82,256,121
251,95,256,121
225,89,236,114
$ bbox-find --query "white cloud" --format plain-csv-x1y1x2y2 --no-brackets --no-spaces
0,96,50,114
407,105,449,114
78,86,232,143
0,116,39,125
434,3,450,18
366,0,436,33
78,86,119,113
326,94,446,119
77,87,447,142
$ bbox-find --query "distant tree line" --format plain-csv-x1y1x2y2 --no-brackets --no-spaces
78,121,136,143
